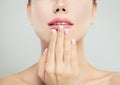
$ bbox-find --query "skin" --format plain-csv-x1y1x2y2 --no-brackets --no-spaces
0,0,120,85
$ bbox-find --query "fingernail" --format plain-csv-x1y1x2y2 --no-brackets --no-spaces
64,29,69,35
43,48,48,55
72,39,76,45
51,29,56,35
58,25,63,32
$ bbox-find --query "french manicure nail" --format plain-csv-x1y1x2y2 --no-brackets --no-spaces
43,48,48,55
64,29,69,35
72,39,76,45
58,25,63,32
52,29,56,35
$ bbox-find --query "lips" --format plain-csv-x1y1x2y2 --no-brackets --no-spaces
48,17,74,30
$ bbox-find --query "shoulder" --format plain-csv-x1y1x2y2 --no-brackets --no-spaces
108,72,120,85
0,74,29,85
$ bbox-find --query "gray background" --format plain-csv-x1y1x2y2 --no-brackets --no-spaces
0,0,120,77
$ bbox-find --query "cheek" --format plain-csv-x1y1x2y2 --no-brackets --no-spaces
30,3,52,42
70,1,92,40
31,3,51,26
31,1,54,23
72,1,92,26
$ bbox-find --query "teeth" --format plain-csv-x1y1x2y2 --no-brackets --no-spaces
55,22,68,25
61,22,67,25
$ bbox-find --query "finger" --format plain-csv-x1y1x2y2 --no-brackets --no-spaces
46,29,57,67
55,26,64,73
71,39,79,73
64,29,71,65
45,29,57,83
38,48,48,82
56,26,64,65
45,29,58,85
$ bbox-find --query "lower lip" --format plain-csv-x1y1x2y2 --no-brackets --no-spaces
49,25,72,31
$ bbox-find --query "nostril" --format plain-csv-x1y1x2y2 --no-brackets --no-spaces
62,8,66,11
54,6,68,14
56,9,59,12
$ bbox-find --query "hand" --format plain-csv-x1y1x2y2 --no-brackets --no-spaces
38,26,80,85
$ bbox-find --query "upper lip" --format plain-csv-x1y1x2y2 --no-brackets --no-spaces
48,17,74,26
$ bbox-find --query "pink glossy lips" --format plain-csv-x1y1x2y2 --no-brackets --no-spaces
48,17,74,31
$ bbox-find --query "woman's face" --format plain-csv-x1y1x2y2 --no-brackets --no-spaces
27,0,97,43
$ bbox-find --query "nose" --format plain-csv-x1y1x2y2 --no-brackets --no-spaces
53,0,68,14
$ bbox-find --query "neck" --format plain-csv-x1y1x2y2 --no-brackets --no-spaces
76,38,95,72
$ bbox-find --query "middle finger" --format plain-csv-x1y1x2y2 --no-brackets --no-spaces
55,26,64,66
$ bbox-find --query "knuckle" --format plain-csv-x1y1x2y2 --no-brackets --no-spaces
65,49,71,54
58,33,62,38
65,37,69,41
65,71,71,76
38,71,42,77
56,63,64,76
72,70,80,77
46,66,54,74
63,71,73,78
64,71,79,78
73,72,80,78
63,68,72,76
65,46,71,51
50,36,55,41
56,69,63,76
49,45,54,51
58,35,64,41
56,48,61,53
46,70,54,75
71,57,77,63
65,38,70,42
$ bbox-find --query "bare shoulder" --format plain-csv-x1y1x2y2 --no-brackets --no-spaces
108,72,120,85
0,74,28,85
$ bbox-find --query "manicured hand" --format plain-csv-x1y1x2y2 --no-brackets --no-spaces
38,26,80,85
